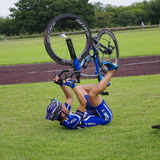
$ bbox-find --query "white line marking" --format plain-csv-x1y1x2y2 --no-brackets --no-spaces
123,60,160,66
28,69,72,74
28,71,37,74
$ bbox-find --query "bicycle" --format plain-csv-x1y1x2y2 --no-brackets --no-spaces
44,14,119,91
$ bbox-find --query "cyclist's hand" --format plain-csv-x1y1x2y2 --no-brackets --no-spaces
64,78,76,88
53,75,64,86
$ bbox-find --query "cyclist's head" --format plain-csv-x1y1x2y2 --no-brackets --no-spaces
46,99,62,121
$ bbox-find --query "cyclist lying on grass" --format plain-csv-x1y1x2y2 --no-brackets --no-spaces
46,62,118,129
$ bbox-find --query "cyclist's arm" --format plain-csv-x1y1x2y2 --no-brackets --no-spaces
53,75,73,106
60,85,73,106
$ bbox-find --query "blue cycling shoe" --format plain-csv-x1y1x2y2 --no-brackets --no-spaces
101,61,118,71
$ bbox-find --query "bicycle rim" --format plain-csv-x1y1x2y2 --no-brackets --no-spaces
44,14,92,66
97,29,119,66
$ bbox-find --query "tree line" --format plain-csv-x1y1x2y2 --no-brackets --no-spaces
0,0,160,36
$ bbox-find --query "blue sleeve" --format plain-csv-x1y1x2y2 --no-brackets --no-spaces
65,103,71,111
60,114,81,129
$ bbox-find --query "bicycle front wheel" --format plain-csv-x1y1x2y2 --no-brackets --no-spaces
96,29,119,66
44,14,92,66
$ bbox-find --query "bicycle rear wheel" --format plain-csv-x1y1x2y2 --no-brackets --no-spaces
96,29,119,67
44,14,92,66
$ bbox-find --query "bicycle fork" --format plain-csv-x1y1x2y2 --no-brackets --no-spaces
66,38,81,71
66,38,81,82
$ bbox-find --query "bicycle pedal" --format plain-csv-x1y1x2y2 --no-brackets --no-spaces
101,91,109,95
152,125,160,129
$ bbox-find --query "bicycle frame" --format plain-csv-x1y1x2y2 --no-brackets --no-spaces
66,37,105,81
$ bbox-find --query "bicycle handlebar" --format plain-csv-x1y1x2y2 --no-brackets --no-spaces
56,70,81,83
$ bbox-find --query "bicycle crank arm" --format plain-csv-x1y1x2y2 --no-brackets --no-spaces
101,91,109,96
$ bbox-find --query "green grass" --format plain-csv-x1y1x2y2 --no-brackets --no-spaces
115,29,160,57
0,38,51,65
0,74,160,160
0,29,160,65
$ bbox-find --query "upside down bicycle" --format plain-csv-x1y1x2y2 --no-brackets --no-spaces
44,13,119,84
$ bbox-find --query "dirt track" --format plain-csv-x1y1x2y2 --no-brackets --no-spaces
0,55,160,85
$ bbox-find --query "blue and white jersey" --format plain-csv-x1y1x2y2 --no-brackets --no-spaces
60,107,85,129
60,95,113,129
60,113,82,129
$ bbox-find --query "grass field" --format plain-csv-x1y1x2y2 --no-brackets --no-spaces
0,75,160,160
0,28,160,65
0,28,160,159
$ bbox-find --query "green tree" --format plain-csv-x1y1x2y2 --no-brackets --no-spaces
147,0,160,24
9,0,95,34
117,6,146,26
117,9,136,26
2,0,160,36
93,2,105,11
95,11,115,28
0,17,18,36
93,3,117,28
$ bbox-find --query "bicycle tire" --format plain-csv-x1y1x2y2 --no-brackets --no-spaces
44,14,92,66
96,29,119,66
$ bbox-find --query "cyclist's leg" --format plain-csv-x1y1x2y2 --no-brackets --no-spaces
88,70,115,107
76,84,97,95
82,101,113,127
77,84,99,111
